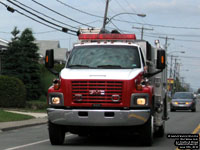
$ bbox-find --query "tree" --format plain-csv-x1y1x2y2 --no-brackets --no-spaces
2,27,41,100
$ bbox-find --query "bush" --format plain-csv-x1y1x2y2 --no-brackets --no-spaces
26,100,47,110
0,76,26,108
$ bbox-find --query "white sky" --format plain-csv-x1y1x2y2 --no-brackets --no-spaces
0,0,200,91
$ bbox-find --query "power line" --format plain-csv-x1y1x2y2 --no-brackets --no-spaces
12,0,79,30
143,34,200,43
0,1,77,35
132,26,153,40
110,21,123,33
31,0,93,28
124,0,137,13
0,30,58,34
7,0,77,33
145,32,200,38
176,56,200,59
112,18,200,30
55,0,103,19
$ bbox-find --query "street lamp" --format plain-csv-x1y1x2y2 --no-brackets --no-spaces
103,12,146,28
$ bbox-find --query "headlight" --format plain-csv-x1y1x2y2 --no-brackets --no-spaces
185,102,192,105
136,98,146,105
48,93,64,106
172,102,178,105
131,93,149,107
52,97,61,105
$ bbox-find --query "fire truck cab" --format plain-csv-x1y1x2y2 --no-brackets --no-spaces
45,29,168,146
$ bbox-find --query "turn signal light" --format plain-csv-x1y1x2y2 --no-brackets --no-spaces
53,79,60,90
135,80,143,91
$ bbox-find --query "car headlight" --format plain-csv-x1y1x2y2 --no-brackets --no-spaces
185,102,192,105
172,102,178,105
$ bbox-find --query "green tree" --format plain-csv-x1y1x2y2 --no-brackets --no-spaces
2,27,41,100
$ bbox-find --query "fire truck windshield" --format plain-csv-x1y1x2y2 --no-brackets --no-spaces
67,45,141,69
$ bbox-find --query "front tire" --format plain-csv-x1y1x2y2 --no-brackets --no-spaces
154,122,165,137
170,108,175,112
141,116,154,146
191,107,196,112
48,121,65,145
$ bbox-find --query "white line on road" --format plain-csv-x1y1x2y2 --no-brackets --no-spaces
3,134,73,150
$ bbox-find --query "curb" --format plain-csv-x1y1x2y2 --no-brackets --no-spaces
0,118,48,132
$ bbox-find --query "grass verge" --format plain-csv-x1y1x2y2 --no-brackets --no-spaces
0,109,34,122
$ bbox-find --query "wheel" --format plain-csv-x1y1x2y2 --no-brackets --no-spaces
141,115,154,146
154,122,165,137
48,121,65,145
191,107,196,112
170,108,175,112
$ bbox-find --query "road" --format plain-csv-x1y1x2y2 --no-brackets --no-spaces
0,100,200,150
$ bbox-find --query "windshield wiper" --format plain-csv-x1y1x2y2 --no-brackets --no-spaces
68,65,92,68
97,65,122,69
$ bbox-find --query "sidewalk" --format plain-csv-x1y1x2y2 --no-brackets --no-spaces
0,110,48,132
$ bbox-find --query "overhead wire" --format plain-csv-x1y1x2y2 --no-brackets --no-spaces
7,0,77,33
144,32,200,38
0,1,77,35
55,0,104,19
110,0,145,35
12,0,79,30
31,0,93,28
112,19,200,30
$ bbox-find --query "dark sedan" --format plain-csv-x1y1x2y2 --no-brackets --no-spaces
170,92,196,112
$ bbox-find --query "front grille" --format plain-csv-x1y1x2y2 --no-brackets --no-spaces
72,81,123,103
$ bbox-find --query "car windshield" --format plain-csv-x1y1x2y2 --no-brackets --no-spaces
67,45,141,69
173,92,193,99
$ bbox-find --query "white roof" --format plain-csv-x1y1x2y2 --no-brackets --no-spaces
35,40,67,61
0,38,9,47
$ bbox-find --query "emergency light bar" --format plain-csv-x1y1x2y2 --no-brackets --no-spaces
78,34,136,40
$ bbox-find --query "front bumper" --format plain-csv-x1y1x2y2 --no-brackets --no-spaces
170,103,194,110
47,108,150,126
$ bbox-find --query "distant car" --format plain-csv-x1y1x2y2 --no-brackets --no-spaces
170,92,196,112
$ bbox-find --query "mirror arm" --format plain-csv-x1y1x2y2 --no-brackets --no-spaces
47,68,59,76
144,69,163,78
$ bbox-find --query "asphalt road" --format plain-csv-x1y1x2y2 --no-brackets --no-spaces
0,100,200,150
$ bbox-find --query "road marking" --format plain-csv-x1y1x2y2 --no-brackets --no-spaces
192,124,200,134
175,124,200,150
3,134,73,150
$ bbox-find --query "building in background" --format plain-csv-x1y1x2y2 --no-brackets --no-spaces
35,40,68,64
0,38,8,74
0,38,8,50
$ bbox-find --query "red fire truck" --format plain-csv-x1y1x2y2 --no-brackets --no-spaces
45,29,168,146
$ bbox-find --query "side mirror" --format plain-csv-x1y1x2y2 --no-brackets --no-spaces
157,49,166,70
45,49,54,68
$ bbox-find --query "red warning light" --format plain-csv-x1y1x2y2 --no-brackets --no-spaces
78,34,136,40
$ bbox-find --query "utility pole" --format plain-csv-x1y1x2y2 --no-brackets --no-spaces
102,0,110,29
0,55,1,75
132,26,153,40
159,36,174,51
173,58,177,93
170,55,173,78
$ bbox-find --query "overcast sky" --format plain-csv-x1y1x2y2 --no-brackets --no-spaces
0,0,200,91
